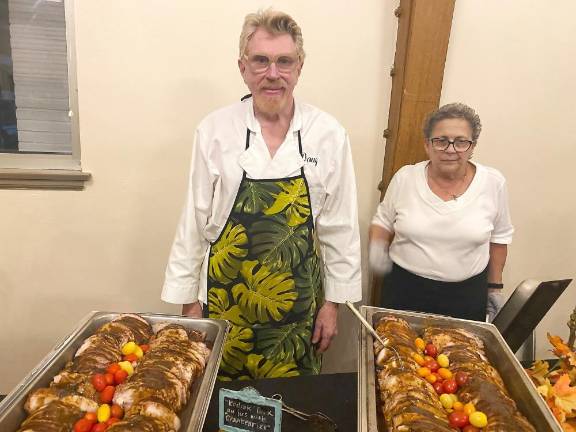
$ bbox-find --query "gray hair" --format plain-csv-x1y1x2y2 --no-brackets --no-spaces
423,103,482,142
239,9,305,61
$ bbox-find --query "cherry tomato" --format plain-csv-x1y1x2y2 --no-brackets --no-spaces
74,418,94,432
412,353,425,366
432,372,443,382
455,371,469,387
123,353,138,363
462,426,480,432
425,373,437,384
91,374,107,392
417,367,431,377
104,373,115,386
139,344,150,353
423,359,439,372
442,379,458,394
110,404,124,419
99,385,115,404
437,368,452,380
432,381,444,394
424,343,437,358
91,423,107,432
84,412,97,423
414,337,426,351
106,363,121,374
114,369,128,385
448,411,469,428
106,417,120,426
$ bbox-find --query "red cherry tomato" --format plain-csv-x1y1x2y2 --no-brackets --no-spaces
424,343,437,358
455,371,469,387
74,418,93,432
99,385,116,404
104,373,115,386
463,426,480,432
140,344,150,353
448,411,469,428
91,423,108,432
423,359,439,373
84,412,97,423
106,363,121,374
110,404,124,419
114,369,128,385
432,381,444,394
123,353,138,363
106,417,120,426
442,378,458,394
91,374,107,392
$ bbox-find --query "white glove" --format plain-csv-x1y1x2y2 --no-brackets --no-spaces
487,290,504,322
369,239,393,275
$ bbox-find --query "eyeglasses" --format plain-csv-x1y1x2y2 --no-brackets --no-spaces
243,53,300,74
429,137,474,152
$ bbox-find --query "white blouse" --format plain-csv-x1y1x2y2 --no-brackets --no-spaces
162,98,362,305
372,161,514,282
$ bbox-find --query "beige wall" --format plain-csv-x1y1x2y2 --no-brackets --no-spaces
0,1,397,393
441,0,576,358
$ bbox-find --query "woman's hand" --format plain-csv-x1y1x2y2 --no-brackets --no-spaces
486,289,503,321
369,239,393,275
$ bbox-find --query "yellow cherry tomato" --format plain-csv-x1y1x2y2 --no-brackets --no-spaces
425,374,437,384
118,360,134,375
469,411,488,428
439,393,453,409
415,338,426,351
436,353,450,368
463,402,476,416
412,353,425,366
134,345,144,358
121,341,137,355
417,367,431,377
438,368,453,380
449,394,458,403
452,401,464,411
97,404,111,423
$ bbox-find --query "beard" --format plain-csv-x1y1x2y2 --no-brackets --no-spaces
253,93,287,116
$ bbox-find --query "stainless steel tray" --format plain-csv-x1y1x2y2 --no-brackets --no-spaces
358,306,562,432
0,311,229,432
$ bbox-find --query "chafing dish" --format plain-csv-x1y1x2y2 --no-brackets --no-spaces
358,306,561,431
0,311,229,432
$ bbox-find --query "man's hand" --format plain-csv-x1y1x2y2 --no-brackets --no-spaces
312,302,339,353
182,301,203,318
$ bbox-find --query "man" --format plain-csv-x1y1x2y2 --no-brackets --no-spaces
162,9,361,380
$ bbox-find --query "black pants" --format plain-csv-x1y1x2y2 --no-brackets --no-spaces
380,263,488,321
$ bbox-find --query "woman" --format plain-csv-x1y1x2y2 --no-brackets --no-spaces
369,103,513,321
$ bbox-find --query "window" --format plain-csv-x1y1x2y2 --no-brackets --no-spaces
0,0,89,189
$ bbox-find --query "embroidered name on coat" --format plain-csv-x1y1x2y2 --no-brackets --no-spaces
302,152,318,166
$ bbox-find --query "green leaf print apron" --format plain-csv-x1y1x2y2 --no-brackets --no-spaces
207,128,323,381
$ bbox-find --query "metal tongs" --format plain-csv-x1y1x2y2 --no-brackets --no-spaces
272,394,338,431
345,301,405,370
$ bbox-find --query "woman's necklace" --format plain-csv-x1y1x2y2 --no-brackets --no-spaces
427,164,469,201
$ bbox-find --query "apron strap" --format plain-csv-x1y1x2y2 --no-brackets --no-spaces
297,130,304,176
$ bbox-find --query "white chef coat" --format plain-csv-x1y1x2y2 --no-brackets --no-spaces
371,161,514,282
161,98,362,305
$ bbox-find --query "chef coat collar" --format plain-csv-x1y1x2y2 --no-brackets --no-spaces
243,96,303,134
239,98,305,179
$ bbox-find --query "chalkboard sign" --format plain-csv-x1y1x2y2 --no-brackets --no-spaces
219,387,282,432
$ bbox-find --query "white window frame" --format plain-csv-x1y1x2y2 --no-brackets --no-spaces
0,0,90,189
